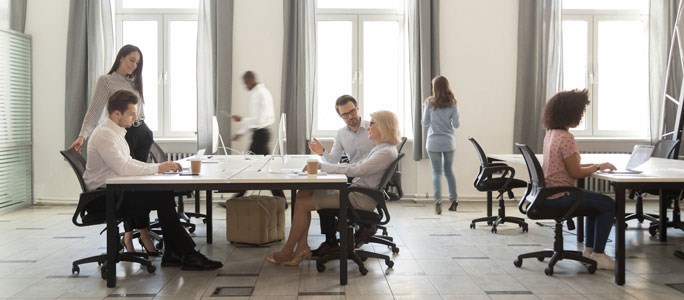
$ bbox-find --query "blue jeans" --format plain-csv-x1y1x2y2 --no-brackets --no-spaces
428,151,457,205
539,190,615,253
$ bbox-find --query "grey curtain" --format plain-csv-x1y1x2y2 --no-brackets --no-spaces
282,0,315,154
64,0,113,149
196,0,233,153
409,0,439,161
512,0,562,153
9,0,26,32
650,0,682,145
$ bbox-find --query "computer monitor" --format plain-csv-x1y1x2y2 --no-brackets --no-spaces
211,116,228,155
272,113,287,157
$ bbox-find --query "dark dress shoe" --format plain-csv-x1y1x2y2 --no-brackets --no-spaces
311,241,340,258
181,252,223,270
161,250,182,267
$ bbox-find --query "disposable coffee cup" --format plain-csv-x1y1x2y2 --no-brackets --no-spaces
306,158,319,175
190,159,202,174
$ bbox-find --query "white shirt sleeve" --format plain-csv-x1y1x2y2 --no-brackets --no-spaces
92,129,159,177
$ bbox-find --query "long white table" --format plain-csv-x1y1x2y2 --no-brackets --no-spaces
104,155,350,287
490,153,684,286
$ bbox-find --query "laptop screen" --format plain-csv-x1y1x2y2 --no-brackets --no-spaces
625,145,654,170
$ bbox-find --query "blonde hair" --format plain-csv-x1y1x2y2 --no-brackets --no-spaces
370,110,400,145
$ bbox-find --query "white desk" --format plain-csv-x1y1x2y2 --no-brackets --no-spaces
490,153,684,286
104,155,350,287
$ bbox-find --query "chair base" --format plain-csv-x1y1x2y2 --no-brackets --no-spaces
625,195,660,224
513,249,597,276
71,252,156,279
470,215,528,234
316,227,395,275
647,198,683,237
470,192,528,234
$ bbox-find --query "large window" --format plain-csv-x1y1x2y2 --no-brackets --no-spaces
115,0,199,138
562,0,649,138
313,0,409,136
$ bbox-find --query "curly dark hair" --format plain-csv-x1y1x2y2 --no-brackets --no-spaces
542,89,590,129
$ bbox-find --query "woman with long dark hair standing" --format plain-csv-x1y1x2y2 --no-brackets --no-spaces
422,76,460,215
69,44,158,255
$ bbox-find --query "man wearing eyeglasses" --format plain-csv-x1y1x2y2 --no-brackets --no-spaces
307,95,376,257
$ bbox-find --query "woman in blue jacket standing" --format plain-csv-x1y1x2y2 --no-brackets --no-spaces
422,76,460,214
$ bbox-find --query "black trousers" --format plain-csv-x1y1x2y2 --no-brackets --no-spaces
125,120,154,162
123,121,155,231
119,191,196,256
235,127,284,198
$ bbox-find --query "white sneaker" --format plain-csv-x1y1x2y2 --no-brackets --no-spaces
590,253,615,270
583,247,593,258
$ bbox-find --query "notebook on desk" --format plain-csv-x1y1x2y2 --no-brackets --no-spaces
600,144,654,174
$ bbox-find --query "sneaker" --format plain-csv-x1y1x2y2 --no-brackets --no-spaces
583,247,593,258
435,203,442,215
590,252,615,270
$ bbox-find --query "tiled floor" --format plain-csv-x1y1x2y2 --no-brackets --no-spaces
1,200,684,299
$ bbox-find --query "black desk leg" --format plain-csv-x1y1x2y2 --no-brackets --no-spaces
106,189,118,288
338,187,348,285
206,190,213,244
659,190,667,242
614,185,626,286
290,190,296,220
576,179,585,243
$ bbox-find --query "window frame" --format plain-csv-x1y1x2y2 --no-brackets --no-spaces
562,8,649,138
115,0,198,139
312,1,407,137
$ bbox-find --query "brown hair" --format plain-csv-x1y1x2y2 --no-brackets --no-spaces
427,76,457,109
108,45,144,102
370,110,400,145
107,90,139,114
334,95,358,115
542,89,590,130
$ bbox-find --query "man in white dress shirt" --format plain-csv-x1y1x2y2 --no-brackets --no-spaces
307,95,376,257
230,71,285,198
83,90,223,270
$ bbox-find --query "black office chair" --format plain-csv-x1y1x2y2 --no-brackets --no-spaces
149,142,204,233
468,138,529,233
60,149,156,279
385,136,408,201
316,153,405,275
513,144,597,276
625,140,679,230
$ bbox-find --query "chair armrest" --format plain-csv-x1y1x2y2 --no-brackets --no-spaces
481,165,516,179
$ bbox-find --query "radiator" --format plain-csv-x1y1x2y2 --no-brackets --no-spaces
582,151,629,194
167,152,194,161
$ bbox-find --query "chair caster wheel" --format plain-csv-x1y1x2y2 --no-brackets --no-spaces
522,224,529,233
587,264,596,274
392,247,400,254
491,227,497,234
188,226,196,233
469,223,476,229
359,266,368,275
72,266,80,275
155,242,163,250
147,264,156,273
544,267,553,276
316,262,326,272
513,259,522,268
386,260,394,268
487,221,493,226
648,226,658,237
382,230,388,236
203,219,208,224
537,257,545,262
100,266,107,280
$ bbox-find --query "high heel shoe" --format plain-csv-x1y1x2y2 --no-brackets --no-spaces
282,248,312,266
265,251,293,265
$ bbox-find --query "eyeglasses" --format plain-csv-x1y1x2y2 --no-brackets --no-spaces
339,108,358,119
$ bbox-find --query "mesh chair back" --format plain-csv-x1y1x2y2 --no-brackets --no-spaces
377,153,405,190
149,142,167,163
516,143,546,189
468,137,490,168
60,149,88,193
397,137,408,153
652,140,680,159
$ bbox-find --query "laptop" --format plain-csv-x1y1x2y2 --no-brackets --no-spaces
600,145,654,174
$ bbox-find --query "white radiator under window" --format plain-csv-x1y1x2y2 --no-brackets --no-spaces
167,152,194,161
582,151,629,194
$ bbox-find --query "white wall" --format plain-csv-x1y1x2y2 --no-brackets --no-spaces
29,0,520,203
